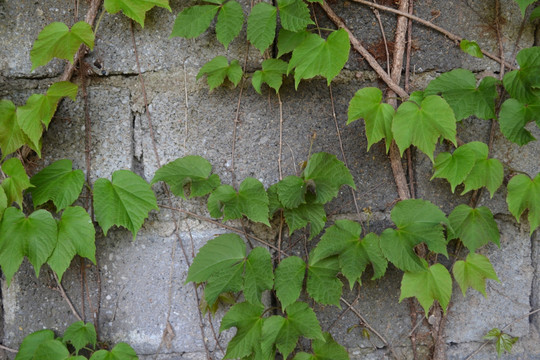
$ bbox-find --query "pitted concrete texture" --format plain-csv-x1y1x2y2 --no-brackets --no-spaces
1,0,540,359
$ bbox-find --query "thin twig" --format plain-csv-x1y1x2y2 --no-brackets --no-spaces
372,0,391,73
53,272,82,321
0,344,17,353
327,293,361,331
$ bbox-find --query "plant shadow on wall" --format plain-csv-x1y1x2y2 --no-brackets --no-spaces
0,0,540,359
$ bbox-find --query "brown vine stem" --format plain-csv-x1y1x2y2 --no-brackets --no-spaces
372,0,391,74
53,272,83,322
0,344,17,353
350,0,516,70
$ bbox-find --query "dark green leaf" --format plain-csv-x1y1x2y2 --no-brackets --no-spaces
448,205,500,252
244,247,274,306
205,262,244,306
216,0,244,49
62,321,97,354
283,196,326,239
461,158,503,198
307,256,342,306
531,6,540,20
15,329,55,360
453,253,499,296
380,228,425,272
292,332,350,360
247,3,277,54
171,5,219,38
252,59,288,94
274,256,306,310
276,175,307,208
1,157,33,207
196,56,243,90
89,342,138,360
459,39,483,58
277,0,314,32
104,0,171,27
0,187,6,220
498,98,540,145
0,100,32,159
220,302,265,359
503,47,540,103
277,29,310,58
507,173,540,235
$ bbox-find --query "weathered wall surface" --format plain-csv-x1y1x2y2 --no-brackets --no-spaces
0,0,539,359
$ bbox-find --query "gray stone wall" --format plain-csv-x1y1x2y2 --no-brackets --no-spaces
0,0,539,359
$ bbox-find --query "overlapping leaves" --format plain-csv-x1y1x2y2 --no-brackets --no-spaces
196,56,243,91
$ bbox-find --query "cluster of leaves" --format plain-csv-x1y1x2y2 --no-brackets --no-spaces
15,321,137,360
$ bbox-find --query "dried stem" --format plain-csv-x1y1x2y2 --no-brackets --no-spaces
54,272,83,322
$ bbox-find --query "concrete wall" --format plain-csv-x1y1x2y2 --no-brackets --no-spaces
0,0,539,359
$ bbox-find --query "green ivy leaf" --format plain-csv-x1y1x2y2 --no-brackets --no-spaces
48,206,96,282
531,6,540,21
30,21,95,70
196,56,243,91
29,159,85,211
277,0,314,32
216,0,244,49
483,328,518,357
448,205,500,252
310,220,387,289
514,0,537,16
277,29,310,58
151,155,220,199
0,187,6,220
261,302,324,358
1,157,33,207
46,81,79,102
186,233,246,284
104,0,171,27
89,342,138,360
432,141,487,193
292,332,350,360
453,253,499,297
205,262,244,306
276,175,307,208
220,302,265,359
171,5,219,38
62,321,97,354
461,158,503,198
0,208,57,285
399,262,452,316
347,87,395,152
379,228,424,272
247,3,277,54
425,69,498,120
507,173,540,235
267,183,282,217
283,196,326,239
307,256,342,307
244,247,274,306
392,95,457,161
252,59,288,94
459,39,484,58
0,100,32,159
93,170,158,239
274,256,306,310
31,339,70,360
207,177,270,226
498,98,540,145
503,47,540,103
288,29,350,89
15,329,55,360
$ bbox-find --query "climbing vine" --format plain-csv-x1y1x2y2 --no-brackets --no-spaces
0,0,539,359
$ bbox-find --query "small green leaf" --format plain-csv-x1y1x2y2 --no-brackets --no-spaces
274,256,306,310
399,262,452,316
62,321,97,354
247,3,277,54
531,6,540,20
46,81,79,102
15,94,52,154
425,69,498,120
277,0,314,32
196,56,243,90
514,0,536,17
307,256,342,307
0,208,57,285
244,247,274,306
453,253,499,297
29,159,85,211
171,5,219,38
503,47,540,103
151,155,220,199
392,95,457,161
104,0,171,27
30,21,95,70
220,302,265,359
48,206,96,282
459,39,484,58
1,157,33,207
507,173,540,235
252,59,288,94
448,205,500,252
89,342,138,360
483,328,518,357
292,332,350,360
461,158,504,198
498,98,540,145
207,177,270,225
15,329,55,360
347,87,395,152
288,29,350,89
0,100,33,159
277,28,310,58
283,196,326,239
93,170,158,239
216,0,244,49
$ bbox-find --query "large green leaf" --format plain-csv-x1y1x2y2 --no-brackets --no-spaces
252,59,288,94
274,256,306,310
448,205,500,252
0,208,57,285
151,155,220,199
247,2,277,54
196,56,243,91
392,95,457,161
48,206,96,282
207,177,270,225
15,329,55,360
288,29,350,89
277,0,314,32
347,87,395,152
104,0,171,27
171,5,219,38
0,100,31,159
399,262,452,316
93,170,158,239
453,253,499,297
498,98,540,145
277,28,310,58
89,342,138,360
306,256,342,307
425,69,498,120
29,159,85,211
1,157,33,207
62,321,97,354
243,247,274,306
507,173,540,235
216,0,244,49
461,158,503,198
503,47,540,103
310,220,387,289
31,339,69,360
30,21,95,70
220,302,265,359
